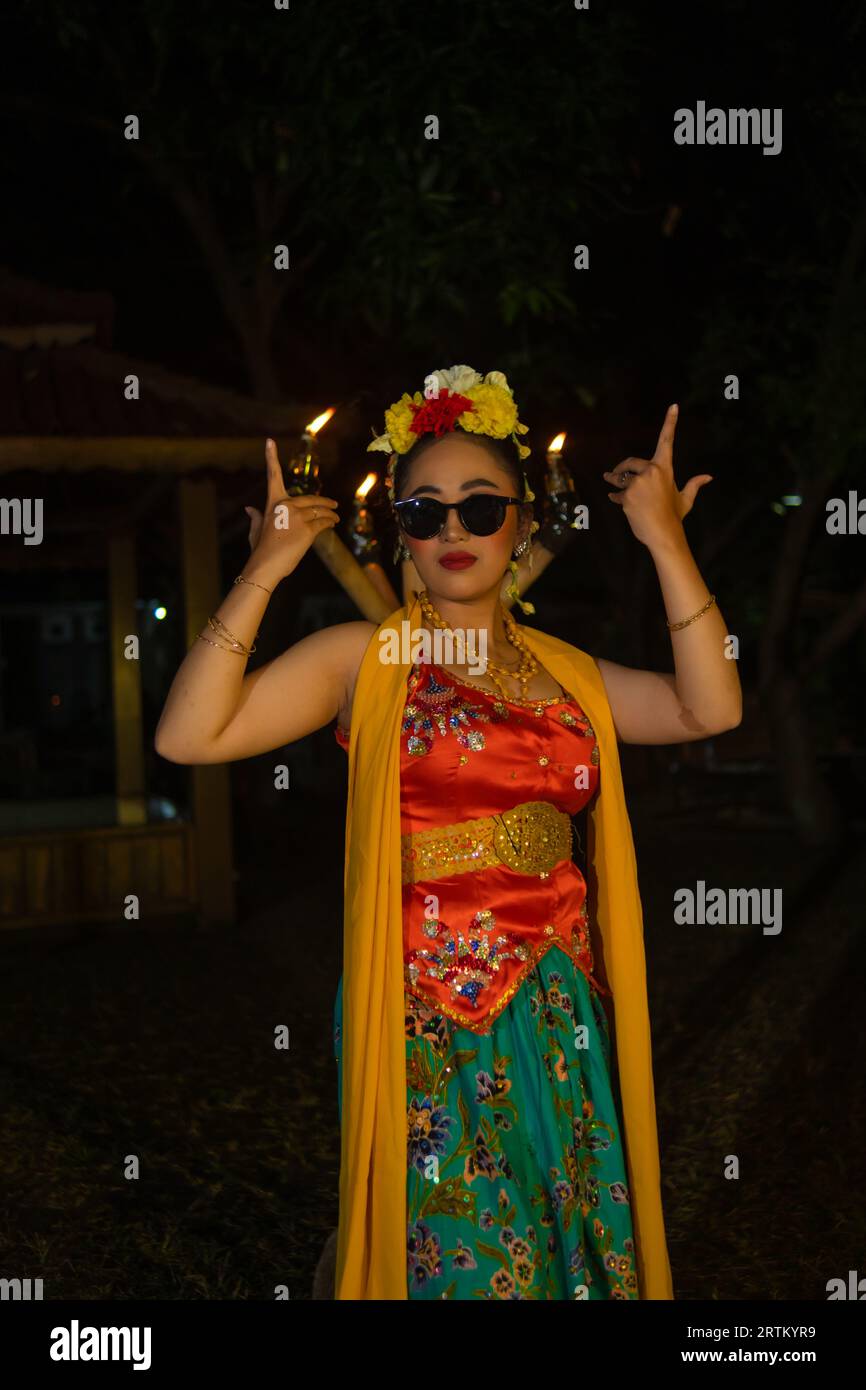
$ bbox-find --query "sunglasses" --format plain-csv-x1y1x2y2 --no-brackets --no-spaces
394,493,525,540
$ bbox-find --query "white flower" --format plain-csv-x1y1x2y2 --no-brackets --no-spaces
367,431,392,452
429,364,482,395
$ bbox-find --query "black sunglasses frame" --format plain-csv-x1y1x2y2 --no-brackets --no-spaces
393,494,526,539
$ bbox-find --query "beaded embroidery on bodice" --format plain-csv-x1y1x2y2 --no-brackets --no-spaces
335,661,604,1032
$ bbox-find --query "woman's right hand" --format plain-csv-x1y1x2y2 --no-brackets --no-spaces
243,438,339,584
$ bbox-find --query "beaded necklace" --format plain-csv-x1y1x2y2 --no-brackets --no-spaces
417,588,542,703
436,665,568,707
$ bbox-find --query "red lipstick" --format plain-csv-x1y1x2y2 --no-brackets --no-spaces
438,552,478,570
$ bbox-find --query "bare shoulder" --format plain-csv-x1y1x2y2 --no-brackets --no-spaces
325,618,378,650
324,619,377,683
594,655,670,743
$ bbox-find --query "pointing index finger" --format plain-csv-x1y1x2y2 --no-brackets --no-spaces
265,437,287,503
653,403,679,462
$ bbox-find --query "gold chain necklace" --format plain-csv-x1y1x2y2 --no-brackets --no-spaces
417,588,541,702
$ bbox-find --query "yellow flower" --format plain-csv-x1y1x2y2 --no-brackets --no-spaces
459,383,518,440
368,368,532,462
384,391,423,453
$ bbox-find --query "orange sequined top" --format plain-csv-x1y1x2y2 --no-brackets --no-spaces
334,660,607,1035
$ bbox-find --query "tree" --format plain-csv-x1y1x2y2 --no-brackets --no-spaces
682,56,866,844
6,0,650,401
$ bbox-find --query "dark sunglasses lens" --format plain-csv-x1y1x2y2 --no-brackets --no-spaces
399,499,444,538
398,495,510,538
461,495,508,535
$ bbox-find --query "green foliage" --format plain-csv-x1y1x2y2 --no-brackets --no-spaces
22,0,645,394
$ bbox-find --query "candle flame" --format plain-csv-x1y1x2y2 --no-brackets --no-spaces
355,472,378,500
306,407,336,435
547,432,566,454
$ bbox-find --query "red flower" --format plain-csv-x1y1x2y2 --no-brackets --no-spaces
409,389,475,440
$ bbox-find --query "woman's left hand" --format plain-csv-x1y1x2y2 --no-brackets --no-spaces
603,404,713,549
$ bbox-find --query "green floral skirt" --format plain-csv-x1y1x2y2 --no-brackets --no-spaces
334,945,639,1300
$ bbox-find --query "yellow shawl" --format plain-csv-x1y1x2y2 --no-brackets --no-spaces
335,592,673,1299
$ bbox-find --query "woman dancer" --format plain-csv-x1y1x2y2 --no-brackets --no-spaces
155,365,740,1301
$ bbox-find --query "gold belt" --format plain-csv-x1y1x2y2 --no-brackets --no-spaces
401,799,572,885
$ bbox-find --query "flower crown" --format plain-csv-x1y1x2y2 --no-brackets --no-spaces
367,364,540,614
367,364,532,504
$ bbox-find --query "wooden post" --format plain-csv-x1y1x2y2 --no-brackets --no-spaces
178,476,236,928
108,531,147,826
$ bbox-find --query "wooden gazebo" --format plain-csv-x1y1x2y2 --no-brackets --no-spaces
0,269,355,931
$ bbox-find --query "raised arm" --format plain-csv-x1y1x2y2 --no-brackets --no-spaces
596,404,742,746
154,437,375,764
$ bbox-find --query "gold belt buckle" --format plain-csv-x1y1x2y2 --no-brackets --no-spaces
400,800,572,884
492,800,571,876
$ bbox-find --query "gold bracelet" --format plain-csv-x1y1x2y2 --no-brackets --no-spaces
209,614,250,644
234,574,272,594
208,615,256,654
666,594,716,631
197,631,248,655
